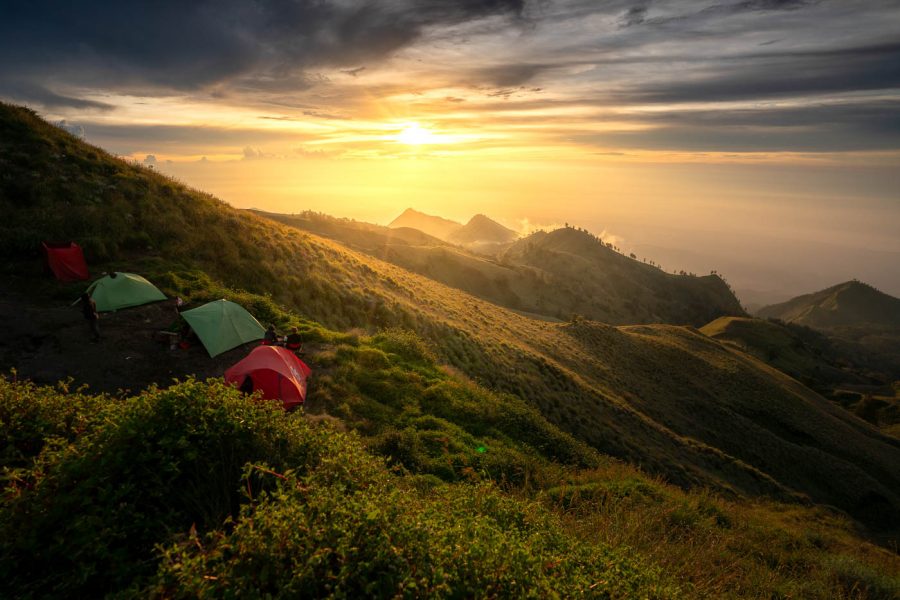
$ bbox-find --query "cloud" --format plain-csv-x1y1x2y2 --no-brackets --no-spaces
0,0,525,105
242,146,279,160
143,154,157,165
0,80,112,111
599,229,626,248
516,218,565,235
53,120,85,138
476,63,548,87
621,4,650,27
628,43,900,104
5,0,899,159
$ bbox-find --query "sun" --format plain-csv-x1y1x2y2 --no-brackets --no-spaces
396,122,435,145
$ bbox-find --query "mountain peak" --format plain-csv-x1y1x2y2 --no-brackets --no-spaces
388,209,462,241
451,214,518,245
758,280,900,330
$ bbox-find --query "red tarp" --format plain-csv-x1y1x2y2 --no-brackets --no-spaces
224,346,312,410
42,241,89,281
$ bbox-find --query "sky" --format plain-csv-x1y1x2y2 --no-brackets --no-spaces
2,0,899,302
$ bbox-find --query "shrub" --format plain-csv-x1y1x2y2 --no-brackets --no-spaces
152,474,680,599
0,375,107,470
0,379,349,597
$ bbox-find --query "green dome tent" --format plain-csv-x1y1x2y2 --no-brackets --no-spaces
180,299,266,357
87,272,167,312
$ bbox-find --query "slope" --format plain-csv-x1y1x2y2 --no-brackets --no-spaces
758,281,900,330
701,316,877,390
501,228,746,326
2,103,899,533
702,316,900,437
261,210,745,326
758,281,900,377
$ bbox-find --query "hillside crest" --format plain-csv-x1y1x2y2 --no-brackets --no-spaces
758,280,900,329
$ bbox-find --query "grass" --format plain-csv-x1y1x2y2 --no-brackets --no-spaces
261,209,745,327
1,102,900,596
2,373,898,598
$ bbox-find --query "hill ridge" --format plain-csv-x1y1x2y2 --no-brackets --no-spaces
758,280,900,330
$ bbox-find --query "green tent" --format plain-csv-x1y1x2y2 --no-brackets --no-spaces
181,299,266,357
87,272,167,312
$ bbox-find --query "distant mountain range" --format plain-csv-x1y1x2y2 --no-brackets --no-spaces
388,208,518,249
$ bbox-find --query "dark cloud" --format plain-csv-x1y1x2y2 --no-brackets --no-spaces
0,0,524,105
476,63,548,87
0,80,112,111
74,122,315,157
642,101,900,132
629,43,900,103
639,0,819,27
621,2,652,27
573,101,900,152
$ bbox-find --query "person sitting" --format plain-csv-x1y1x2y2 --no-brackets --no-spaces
285,327,303,352
80,292,100,343
263,324,280,346
239,375,254,395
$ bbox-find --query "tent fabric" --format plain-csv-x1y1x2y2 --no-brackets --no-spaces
43,241,89,281
225,345,312,410
86,272,167,312
181,299,265,357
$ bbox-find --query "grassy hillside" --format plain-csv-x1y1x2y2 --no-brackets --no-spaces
756,282,900,383
701,316,896,389
5,376,899,598
260,209,744,326
501,228,745,326
702,317,900,438
3,102,900,530
758,281,900,330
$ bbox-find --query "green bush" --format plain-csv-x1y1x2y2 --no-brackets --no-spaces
153,474,680,599
0,378,681,599
0,375,107,470
0,379,346,597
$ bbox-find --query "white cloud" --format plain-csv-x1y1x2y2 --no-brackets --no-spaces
53,119,84,138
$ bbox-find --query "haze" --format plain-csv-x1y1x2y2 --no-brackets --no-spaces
3,0,898,303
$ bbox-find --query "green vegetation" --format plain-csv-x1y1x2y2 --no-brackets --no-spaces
702,316,900,438
261,208,744,327
3,361,899,597
2,102,900,596
0,378,680,598
756,282,900,377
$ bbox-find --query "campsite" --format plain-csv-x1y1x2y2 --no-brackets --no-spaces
4,265,312,410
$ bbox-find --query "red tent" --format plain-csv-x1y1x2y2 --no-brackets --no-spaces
42,241,89,281
224,346,312,410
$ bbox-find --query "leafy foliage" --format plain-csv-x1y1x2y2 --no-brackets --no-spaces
0,379,679,599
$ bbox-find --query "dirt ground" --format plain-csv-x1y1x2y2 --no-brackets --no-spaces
0,279,300,398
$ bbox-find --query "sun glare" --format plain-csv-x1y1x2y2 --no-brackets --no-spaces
396,122,434,145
